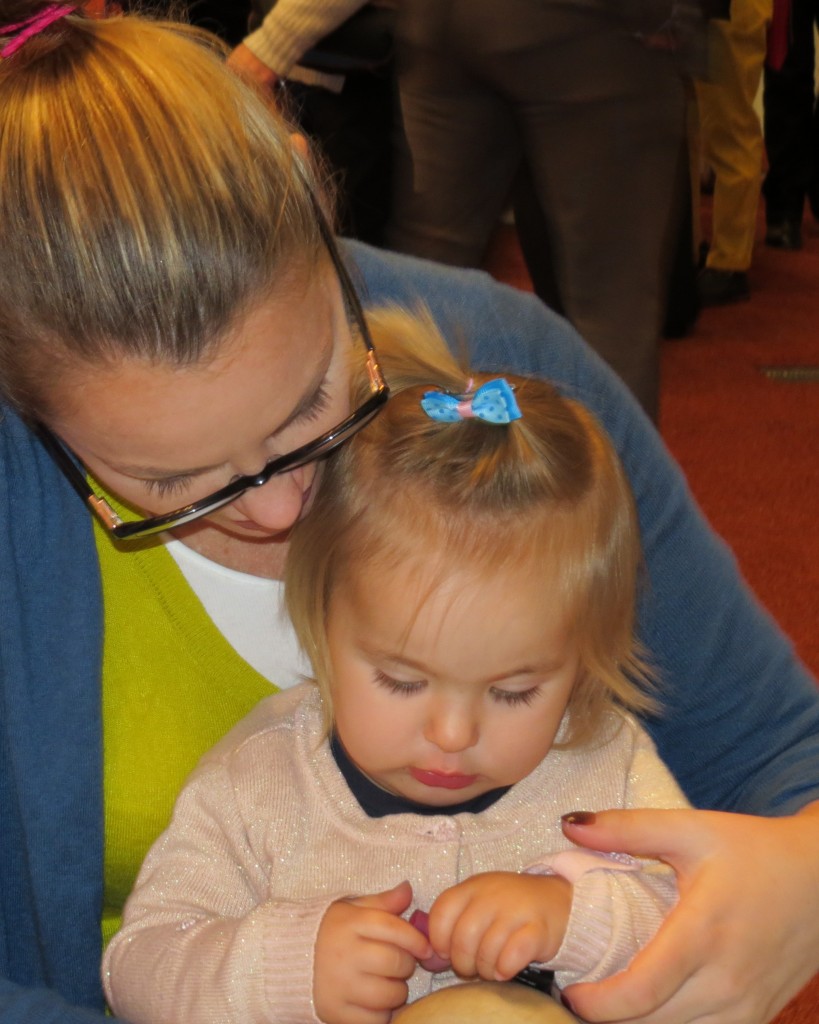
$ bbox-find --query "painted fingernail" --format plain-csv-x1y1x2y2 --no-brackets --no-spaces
561,811,596,826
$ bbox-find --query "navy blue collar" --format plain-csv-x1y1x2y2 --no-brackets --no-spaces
330,733,510,818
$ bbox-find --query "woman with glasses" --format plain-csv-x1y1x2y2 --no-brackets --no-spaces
1,6,819,1024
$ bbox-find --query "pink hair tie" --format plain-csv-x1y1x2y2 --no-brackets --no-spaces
1,3,78,58
455,377,477,419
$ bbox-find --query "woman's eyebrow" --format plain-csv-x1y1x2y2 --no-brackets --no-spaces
109,359,334,479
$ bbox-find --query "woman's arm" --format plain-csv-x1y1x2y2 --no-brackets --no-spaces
1,409,112,1024
0,984,115,1024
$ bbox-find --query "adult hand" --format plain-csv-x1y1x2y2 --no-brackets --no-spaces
314,880,432,1024
428,872,571,982
227,43,280,94
560,804,819,1024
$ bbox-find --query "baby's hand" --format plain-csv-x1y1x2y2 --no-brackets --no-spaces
427,872,571,983
314,881,432,1024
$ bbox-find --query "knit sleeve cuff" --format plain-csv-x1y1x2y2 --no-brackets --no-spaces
263,896,339,1023
243,21,303,78
243,0,367,77
538,867,678,985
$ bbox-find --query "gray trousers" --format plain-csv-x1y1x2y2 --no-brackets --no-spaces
387,0,687,420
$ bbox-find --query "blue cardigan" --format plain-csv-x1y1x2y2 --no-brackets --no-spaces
3,243,819,1024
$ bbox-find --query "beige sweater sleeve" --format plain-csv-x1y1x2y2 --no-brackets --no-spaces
533,722,689,986
102,760,336,1024
243,0,371,76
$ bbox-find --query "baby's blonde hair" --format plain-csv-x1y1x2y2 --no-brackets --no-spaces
0,4,326,418
287,308,657,747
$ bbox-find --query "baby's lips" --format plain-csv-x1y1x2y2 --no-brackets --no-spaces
409,909,452,973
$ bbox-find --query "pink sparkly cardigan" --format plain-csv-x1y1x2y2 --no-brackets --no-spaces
103,684,687,1024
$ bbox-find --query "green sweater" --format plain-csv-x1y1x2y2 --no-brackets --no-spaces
96,524,274,945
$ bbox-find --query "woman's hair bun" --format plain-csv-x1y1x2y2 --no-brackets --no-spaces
1,1,80,61
2,1,55,24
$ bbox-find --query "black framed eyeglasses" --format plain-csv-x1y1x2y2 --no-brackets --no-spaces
34,207,389,541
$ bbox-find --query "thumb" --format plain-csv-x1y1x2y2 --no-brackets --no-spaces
561,808,718,873
348,880,414,916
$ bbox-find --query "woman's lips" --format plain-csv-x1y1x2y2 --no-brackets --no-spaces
409,767,478,790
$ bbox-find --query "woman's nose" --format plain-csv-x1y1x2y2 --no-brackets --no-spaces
231,465,312,532
424,700,479,754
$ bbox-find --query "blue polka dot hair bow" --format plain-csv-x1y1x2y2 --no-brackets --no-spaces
421,378,523,424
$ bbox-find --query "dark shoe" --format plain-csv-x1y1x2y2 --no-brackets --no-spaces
765,220,803,250
807,183,819,222
697,267,750,307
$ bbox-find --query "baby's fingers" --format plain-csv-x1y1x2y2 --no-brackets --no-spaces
493,923,546,981
358,936,422,982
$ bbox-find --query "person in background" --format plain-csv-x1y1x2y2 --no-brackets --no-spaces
230,0,394,244
695,0,772,305
383,0,689,422
3,7,819,1024
762,0,819,249
232,0,689,421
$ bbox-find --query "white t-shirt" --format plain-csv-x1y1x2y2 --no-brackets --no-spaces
166,540,312,689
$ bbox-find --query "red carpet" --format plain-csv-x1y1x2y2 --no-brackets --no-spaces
483,212,819,1024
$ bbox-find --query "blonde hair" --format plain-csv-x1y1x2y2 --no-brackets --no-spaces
287,308,657,748
0,4,326,418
